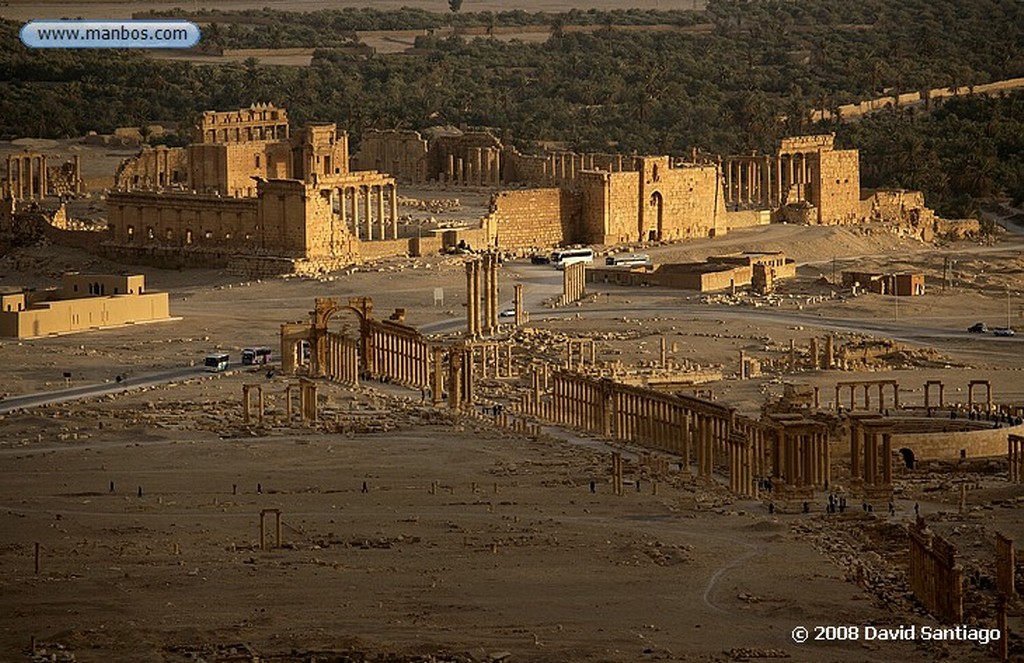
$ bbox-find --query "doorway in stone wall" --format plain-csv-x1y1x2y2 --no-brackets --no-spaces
649,191,663,241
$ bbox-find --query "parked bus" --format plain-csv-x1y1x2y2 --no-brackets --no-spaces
550,248,594,270
204,352,230,372
241,347,272,365
605,253,651,267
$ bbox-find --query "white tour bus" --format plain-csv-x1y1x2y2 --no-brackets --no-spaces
605,253,651,267
550,247,594,270
204,352,230,372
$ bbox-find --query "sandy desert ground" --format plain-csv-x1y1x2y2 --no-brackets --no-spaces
1,204,1023,661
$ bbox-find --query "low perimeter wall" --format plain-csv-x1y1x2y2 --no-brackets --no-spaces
892,422,1024,461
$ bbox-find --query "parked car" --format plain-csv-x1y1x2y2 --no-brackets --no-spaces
499,307,516,318
530,253,550,265
967,322,988,333
993,327,1016,337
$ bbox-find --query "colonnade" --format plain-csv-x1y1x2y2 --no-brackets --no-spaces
771,420,830,498
337,182,399,241
6,152,48,200
467,341,515,379
565,338,596,370
834,379,900,412
908,522,964,624
465,255,499,338
723,155,772,208
442,147,502,186
1009,434,1024,483
722,151,817,209
325,332,360,386
532,371,733,480
729,418,773,498
849,416,893,498
560,261,586,305
368,321,431,389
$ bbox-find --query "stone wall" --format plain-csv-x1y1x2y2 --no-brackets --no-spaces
893,422,1024,460
579,159,723,244
354,129,428,183
0,288,170,339
816,148,861,224
115,146,188,191
484,188,580,250
639,158,724,241
106,191,260,250
725,209,771,230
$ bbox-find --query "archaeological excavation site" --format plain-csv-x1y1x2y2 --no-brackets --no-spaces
2,1,1024,661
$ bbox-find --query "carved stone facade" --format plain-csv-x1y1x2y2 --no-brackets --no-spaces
115,104,351,198
723,133,861,225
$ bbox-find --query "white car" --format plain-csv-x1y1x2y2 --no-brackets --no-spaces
993,327,1016,337
499,308,516,318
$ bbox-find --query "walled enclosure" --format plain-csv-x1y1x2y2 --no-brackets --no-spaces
0,273,170,339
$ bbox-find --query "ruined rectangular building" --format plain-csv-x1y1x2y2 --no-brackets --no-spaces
114,104,352,197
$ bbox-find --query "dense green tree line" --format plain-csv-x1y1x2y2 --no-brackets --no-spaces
834,92,1024,217
1,0,1022,213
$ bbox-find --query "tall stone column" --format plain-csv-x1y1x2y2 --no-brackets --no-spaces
488,255,498,332
389,184,398,239
465,262,476,337
472,259,482,337
363,185,373,240
725,160,733,204
881,432,892,485
350,188,360,239
481,255,492,336
513,283,524,326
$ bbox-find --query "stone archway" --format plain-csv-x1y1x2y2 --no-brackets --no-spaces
310,297,373,378
899,447,915,470
649,191,663,241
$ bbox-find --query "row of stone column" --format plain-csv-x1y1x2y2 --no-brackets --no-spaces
850,419,893,495
564,338,596,370
338,183,399,241
908,523,964,624
370,326,430,389
777,152,815,206
443,147,502,187
1009,435,1024,483
539,152,629,186
560,261,586,305
724,156,771,208
540,371,731,480
465,255,499,338
326,333,360,386
774,426,830,491
468,341,514,379
834,380,900,412
6,153,48,200
551,371,603,433
729,419,772,497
